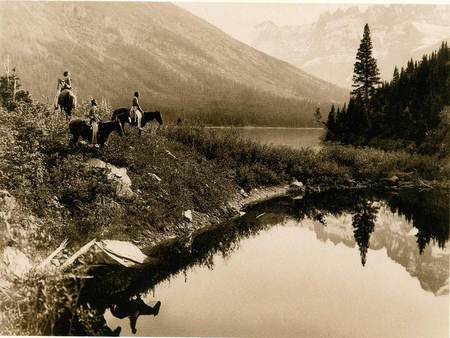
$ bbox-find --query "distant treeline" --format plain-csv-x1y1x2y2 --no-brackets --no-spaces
158,90,328,128
326,40,449,154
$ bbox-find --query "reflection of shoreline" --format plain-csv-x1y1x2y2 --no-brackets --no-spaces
301,206,449,296
204,126,324,130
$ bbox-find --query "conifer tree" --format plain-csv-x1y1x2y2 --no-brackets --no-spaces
325,104,336,140
352,24,380,113
392,66,399,84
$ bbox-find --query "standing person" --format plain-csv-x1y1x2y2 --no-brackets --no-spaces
87,99,100,146
130,91,144,131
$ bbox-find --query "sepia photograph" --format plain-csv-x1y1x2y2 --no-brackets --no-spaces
0,0,449,336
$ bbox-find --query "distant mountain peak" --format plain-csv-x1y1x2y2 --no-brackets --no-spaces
251,4,450,88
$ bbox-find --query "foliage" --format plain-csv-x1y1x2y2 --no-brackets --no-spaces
0,270,84,335
166,127,448,190
0,69,32,111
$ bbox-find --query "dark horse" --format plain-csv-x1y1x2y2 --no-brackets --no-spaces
111,108,163,135
57,89,77,120
69,119,124,147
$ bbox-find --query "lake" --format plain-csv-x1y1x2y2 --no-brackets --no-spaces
207,127,325,150
100,189,449,338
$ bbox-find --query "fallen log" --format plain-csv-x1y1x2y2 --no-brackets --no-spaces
60,239,96,271
36,239,68,270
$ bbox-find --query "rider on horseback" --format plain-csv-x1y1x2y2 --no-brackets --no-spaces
59,71,72,91
55,71,74,110
130,91,144,131
87,99,101,146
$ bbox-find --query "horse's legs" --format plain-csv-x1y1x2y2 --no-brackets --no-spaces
69,134,79,147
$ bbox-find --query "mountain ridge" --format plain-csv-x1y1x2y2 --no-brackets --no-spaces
251,4,450,88
0,2,347,125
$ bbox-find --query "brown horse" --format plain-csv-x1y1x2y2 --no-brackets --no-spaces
58,89,77,120
111,108,163,135
69,119,124,147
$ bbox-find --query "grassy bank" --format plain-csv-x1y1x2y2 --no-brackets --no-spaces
166,126,449,190
1,102,448,334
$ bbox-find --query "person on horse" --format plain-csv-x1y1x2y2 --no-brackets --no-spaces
130,91,144,131
55,71,73,110
59,71,72,91
87,99,101,146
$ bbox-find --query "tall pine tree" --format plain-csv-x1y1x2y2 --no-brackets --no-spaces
352,24,380,115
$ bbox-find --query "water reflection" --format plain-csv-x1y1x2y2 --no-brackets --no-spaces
251,188,449,295
110,296,161,334
62,188,448,335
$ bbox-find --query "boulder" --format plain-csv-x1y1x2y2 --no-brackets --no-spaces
2,246,31,278
289,180,306,193
0,190,16,235
86,159,135,198
239,189,249,198
183,210,193,222
95,240,148,267
382,175,399,186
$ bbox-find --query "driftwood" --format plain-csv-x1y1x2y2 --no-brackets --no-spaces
165,149,177,159
36,239,68,270
60,239,97,271
417,178,433,189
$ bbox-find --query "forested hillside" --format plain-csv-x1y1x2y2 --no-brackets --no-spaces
0,2,347,127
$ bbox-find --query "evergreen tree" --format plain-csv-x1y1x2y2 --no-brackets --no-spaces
392,66,400,84
352,24,380,114
325,104,336,140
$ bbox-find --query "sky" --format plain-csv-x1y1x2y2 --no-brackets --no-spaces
175,3,368,44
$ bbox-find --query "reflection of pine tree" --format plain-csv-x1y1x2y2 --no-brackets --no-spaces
352,202,378,266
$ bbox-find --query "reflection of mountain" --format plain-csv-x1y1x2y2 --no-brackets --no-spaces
251,5,450,88
304,204,449,296
70,189,448,335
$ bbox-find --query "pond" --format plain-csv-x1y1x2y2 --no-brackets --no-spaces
80,189,449,337
206,127,324,150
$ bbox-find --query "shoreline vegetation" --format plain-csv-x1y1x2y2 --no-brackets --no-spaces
1,98,449,334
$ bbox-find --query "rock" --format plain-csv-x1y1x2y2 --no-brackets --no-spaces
96,240,148,267
382,175,399,186
289,180,306,193
86,159,135,198
0,190,17,235
2,246,31,278
183,210,193,222
239,189,249,198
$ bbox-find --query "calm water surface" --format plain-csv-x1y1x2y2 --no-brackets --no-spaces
208,127,324,150
103,189,449,338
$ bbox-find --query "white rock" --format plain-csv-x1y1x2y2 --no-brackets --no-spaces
2,247,31,278
97,240,147,266
86,159,135,198
183,210,193,222
239,189,249,198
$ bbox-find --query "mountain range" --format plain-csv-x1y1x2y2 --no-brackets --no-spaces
251,5,450,88
0,2,347,126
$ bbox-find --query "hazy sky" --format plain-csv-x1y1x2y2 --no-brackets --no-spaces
176,3,368,44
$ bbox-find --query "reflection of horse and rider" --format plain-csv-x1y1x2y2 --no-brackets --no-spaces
110,296,161,334
54,294,161,336
55,70,164,147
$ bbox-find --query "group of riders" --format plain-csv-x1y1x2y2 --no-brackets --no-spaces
56,71,146,147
